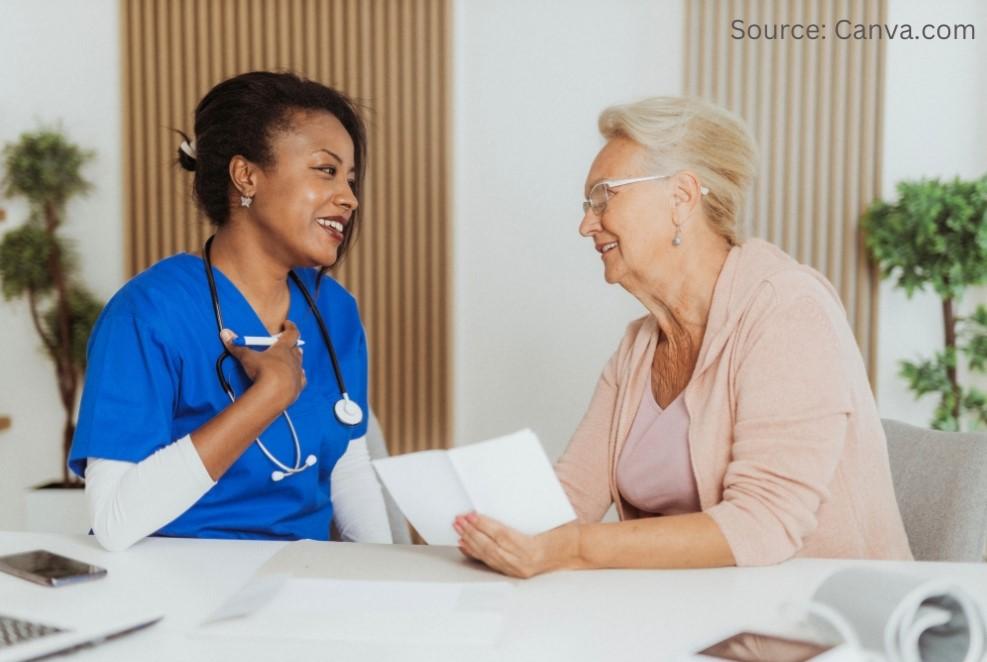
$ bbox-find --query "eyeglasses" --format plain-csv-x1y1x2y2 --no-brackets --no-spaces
582,175,710,217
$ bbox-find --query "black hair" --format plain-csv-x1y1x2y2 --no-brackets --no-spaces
176,71,368,267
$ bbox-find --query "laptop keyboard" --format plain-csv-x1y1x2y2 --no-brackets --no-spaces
0,615,66,648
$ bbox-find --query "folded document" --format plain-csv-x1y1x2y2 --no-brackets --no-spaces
371,428,577,545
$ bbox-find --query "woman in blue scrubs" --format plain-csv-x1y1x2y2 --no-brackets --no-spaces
69,72,390,550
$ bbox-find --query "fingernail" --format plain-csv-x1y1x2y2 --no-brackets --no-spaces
220,329,234,342
466,513,478,523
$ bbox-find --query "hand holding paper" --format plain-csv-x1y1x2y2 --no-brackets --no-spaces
371,428,576,545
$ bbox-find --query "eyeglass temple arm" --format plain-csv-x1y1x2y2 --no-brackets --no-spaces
608,175,709,196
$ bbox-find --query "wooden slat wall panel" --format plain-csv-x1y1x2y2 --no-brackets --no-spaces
121,0,451,454
684,0,886,386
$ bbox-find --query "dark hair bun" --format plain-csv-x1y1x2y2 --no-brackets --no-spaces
177,145,196,171
175,130,196,171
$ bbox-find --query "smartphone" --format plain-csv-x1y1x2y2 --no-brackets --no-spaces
693,631,856,662
0,549,107,587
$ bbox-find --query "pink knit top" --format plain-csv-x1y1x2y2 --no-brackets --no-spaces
616,386,701,515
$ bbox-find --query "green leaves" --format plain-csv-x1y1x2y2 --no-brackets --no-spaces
1,127,101,484
2,129,93,212
899,350,953,398
0,221,81,300
898,347,987,432
867,175,987,431
862,176,987,300
960,305,987,372
899,351,959,431
0,224,54,298
40,286,102,371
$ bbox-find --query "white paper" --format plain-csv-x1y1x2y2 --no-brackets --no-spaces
372,428,576,545
448,429,577,536
198,577,512,646
371,450,473,545
811,568,987,662
201,574,287,625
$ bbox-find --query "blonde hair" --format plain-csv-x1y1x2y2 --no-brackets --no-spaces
598,97,756,245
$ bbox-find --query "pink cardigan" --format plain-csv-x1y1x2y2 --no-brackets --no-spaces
555,239,912,566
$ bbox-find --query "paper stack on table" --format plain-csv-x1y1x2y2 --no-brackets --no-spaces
371,428,577,545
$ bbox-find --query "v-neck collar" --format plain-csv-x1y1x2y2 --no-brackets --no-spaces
184,253,308,337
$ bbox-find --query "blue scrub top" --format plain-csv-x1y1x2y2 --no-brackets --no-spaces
68,254,369,541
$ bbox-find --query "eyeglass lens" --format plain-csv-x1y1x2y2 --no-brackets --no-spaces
589,183,610,215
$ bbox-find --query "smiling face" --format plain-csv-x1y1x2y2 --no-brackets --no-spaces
241,110,358,269
579,136,679,289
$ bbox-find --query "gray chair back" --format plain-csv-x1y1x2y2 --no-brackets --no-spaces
882,418,987,562
365,411,413,544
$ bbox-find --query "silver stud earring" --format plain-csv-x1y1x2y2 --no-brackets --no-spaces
240,195,253,208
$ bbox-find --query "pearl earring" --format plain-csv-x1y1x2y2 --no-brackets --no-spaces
240,195,253,208
672,217,684,247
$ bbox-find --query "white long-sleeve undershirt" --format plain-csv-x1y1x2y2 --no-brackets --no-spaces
84,435,393,551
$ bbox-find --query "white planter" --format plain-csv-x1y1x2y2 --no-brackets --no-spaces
23,483,89,534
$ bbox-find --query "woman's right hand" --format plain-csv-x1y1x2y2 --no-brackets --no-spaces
221,320,306,412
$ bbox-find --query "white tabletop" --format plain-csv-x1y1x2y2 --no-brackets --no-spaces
2,531,986,661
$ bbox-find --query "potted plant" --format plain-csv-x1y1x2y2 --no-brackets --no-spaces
0,129,103,529
862,175,987,431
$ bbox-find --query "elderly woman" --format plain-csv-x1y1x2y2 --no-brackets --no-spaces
454,96,912,576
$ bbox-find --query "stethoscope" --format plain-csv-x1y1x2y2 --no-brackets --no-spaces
202,235,364,482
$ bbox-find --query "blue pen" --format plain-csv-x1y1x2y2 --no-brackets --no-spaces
232,335,305,348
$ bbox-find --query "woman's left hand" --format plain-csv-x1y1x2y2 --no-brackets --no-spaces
453,512,579,579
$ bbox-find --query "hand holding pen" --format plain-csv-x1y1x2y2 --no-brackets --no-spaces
220,322,307,411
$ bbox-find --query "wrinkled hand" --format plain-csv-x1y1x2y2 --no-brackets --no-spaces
454,512,579,579
221,320,306,411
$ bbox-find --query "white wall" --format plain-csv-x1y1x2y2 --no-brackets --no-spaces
451,0,683,456
876,0,987,426
0,0,123,529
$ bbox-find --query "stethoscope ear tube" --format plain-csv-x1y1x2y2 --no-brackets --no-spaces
215,350,234,401
286,270,359,426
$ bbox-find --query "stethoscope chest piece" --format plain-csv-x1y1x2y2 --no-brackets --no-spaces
334,395,364,426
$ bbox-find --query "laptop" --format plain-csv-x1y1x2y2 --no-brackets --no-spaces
0,612,161,662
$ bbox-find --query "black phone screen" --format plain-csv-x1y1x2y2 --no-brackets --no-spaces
698,631,834,662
